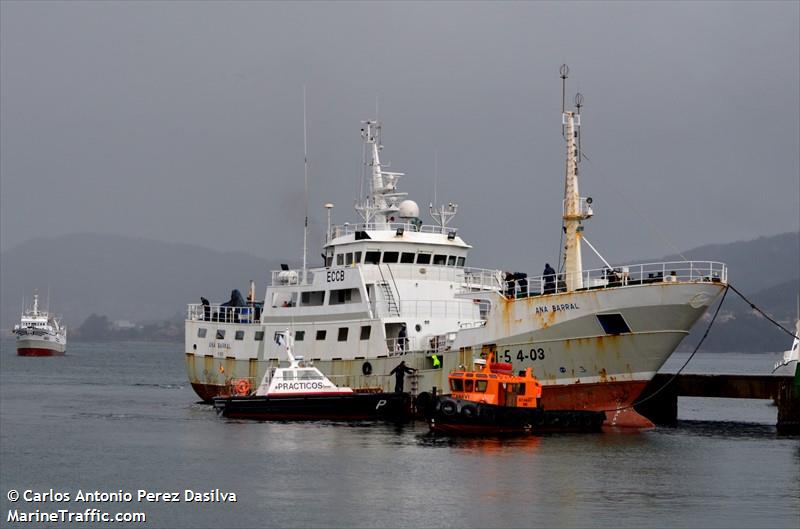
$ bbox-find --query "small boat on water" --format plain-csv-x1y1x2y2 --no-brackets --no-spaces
12,292,67,357
773,316,799,377
213,331,410,421
423,356,605,435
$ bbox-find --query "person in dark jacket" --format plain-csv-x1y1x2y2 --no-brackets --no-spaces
389,361,416,393
200,297,211,321
543,263,556,294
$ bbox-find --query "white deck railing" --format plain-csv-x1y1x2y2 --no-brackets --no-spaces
468,260,727,298
187,304,259,323
330,222,458,238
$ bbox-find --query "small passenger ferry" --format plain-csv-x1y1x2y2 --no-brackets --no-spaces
12,292,66,356
213,331,409,421
424,356,605,435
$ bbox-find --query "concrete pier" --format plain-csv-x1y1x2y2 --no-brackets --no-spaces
635,373,799,434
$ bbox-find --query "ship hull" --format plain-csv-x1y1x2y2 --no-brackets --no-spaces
213,392,410,421
185,281,727,427
15,336,66,356
426,396,605,435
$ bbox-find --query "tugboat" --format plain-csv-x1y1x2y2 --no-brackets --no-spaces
423,355,605,435
213,331,410,421
12,291,67,356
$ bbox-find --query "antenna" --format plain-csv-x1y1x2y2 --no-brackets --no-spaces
434,150,438,206
575,92,584,163
302,85,309,283
560,63,569,137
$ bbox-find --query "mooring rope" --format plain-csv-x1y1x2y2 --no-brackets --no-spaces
727,283,799,340
605,281,799,414
603,284,730,413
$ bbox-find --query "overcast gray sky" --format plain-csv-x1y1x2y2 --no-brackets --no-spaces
1,1,798,271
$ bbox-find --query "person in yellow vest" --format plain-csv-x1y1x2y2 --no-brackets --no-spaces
431,354,441,368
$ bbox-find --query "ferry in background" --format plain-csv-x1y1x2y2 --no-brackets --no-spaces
185,67,728,427
13,292,67,356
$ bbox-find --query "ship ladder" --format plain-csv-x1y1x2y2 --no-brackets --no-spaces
378,281,400,316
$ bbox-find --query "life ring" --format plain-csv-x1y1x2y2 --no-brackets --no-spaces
234,379,251,396
362,361,373,376
439,398,457,416
461,404,478,419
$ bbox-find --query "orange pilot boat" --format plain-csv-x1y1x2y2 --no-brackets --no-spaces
424,356,605,435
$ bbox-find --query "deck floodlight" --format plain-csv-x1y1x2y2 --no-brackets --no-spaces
447,230,456,240
396,227,404,237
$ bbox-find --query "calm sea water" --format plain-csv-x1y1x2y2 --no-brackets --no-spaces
1,340,797,529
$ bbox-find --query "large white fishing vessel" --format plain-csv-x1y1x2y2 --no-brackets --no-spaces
13,292,67,356
185,71,728,426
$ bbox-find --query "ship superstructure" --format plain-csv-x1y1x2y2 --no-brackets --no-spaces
185,71,728,426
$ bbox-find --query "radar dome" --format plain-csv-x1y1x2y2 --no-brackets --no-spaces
397,200,420,219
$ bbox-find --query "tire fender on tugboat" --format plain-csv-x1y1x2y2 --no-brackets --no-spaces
460,404,478,419
439,398,457,416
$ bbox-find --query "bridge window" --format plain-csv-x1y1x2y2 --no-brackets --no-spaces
336,254,344,266
360,326,371,340
329,288,360,305
295,330,305,341
364,251,381,264
464,379,474,392
338,327,349,342
345,253,353,265
450,378,464,391
596,313,631,335
382,251,399,263
447,256,456,266
457,256,466,267
474,380,488,392
235,330,245,341
316,330,327,341
254,331,264,341
400,252,415,263
433,254,447,265
354,251,362,264
301,291,325,306
197,328,207,338
417,253,431,264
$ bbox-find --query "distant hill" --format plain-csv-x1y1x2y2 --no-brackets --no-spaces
659,232,799,353
656,232,799,295
0,234,284,329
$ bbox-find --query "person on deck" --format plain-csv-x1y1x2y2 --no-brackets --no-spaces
543,263,556,294
389,361,417,393
397,323,408,352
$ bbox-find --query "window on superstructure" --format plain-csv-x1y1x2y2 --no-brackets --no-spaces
400,252,415,263
337,327,349,342
450,378,464,391
345,253,353,265
336,254,344,266
447,256,456,266
433,254,447,265
354,251,362,264
464,379,474,392
254,331,264,341
316,330,327,341
474,380,488,392
360,326,371,340
329,288,360,305
197,328,207,338
301,291,325,306
364,251,380,264
382,251,399,263
216,329,226,340
457,256,466,267
235,330,245,340
294,330,305,341
417,253,431,264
